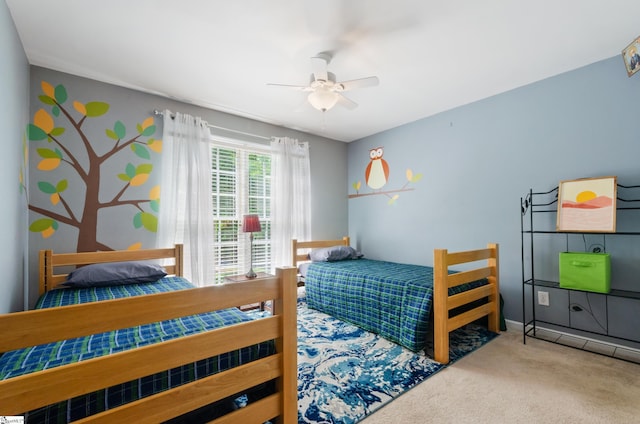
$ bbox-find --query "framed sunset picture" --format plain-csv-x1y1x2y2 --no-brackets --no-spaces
557,176,617,232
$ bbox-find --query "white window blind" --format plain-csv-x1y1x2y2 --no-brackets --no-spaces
211,142,271,283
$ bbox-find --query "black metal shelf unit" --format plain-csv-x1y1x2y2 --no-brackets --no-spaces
521,183,640,351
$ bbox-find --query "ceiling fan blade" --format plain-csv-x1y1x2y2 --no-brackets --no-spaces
311,54,329,82
266,83,313,91
336,93,358,110
337,76,379,91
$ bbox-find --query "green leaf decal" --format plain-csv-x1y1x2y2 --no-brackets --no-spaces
29,218,56,232
411,173,423,183
149,199,160,213
51,106,60,117
118,173,131,182
106,129,118,140
136,163,153,175
141,125,156,136
141,212,158,232
56,179,68,192
38,181,56,194
37,148,62,159
136,123,143,134
114,121,126,139
54,85,67,103
133,212,142,229
131,143,150,160
28,124,48,141
50,127,65,136
39,95,55,105
125,163,136,178
85,102,110,117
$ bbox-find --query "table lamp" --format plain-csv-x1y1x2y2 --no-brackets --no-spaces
242,214,261,278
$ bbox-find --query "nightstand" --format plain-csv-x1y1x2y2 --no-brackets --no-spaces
224,272,273,311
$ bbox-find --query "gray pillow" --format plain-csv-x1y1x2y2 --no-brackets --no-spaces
309,245,363,262
63,261,167,288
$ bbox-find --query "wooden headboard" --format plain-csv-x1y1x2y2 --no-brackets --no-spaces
291,236,350,269
39,244,183,294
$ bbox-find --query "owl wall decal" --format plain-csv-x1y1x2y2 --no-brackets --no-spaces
365,146,389,189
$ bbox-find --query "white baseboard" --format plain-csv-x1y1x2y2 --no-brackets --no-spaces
506,319,640,353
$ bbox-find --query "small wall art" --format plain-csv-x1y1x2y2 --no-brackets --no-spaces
557,176,617,232
622,35,640,77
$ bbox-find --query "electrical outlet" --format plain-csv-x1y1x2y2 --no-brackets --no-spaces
538,291,550,306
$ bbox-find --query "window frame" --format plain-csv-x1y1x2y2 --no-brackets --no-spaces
210,137,272,284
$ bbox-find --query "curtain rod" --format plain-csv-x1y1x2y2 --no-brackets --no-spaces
153,109,271,141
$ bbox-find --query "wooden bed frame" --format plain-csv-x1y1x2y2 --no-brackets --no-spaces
292,238,500,364
0,245,298,424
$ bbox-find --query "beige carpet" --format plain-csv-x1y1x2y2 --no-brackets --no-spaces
361,324,640,424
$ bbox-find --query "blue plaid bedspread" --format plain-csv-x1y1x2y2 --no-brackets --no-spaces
0,277,274,423
305,259,487,352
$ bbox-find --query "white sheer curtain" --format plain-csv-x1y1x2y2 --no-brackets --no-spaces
157,110,215,286
270,136,311,269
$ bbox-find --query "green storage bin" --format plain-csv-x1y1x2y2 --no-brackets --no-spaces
559,252,611,293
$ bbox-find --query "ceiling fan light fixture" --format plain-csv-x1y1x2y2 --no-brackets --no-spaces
307,88,339,112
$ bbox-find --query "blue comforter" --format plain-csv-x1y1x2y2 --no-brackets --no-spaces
305,259,487,352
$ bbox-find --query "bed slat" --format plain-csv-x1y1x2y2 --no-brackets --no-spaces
448,303,493,332
445,247,493,266
446,266,492,289
447,284,495,310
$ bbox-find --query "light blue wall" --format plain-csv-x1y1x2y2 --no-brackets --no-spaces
0,1,29,313
348,56,640,325
27,67,348,307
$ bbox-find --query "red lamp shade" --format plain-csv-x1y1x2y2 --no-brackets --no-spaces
242,214,261,233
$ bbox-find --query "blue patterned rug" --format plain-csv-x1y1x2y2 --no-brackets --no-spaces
296,296,498,424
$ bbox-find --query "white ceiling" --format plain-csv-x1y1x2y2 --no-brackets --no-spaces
6,0,640,142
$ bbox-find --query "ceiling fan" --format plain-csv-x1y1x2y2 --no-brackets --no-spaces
267,53,379,112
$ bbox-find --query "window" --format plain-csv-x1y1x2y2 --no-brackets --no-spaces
211,142,271,284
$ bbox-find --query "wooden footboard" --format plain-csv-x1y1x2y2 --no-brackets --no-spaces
0,248,298,424
433,243,500,364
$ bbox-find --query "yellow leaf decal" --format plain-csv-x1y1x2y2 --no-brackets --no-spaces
127,242,143,251
34,109,54,133
148,139,162,153
50,193,60,205
42,226,55,239
149,185,160,200
141,117,154,130
38,158,61,171
406,169,413,181
73,101,87,116
130,174,149,186
41,81,55,98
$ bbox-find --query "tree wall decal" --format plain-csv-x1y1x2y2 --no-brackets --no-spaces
28,81,162,252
